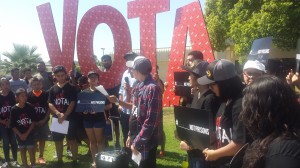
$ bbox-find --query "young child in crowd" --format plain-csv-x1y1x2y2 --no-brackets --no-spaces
27,77,50,164
10,88,36,168
0,78,20,168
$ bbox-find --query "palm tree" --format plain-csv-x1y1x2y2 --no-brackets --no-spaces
0,44,43,76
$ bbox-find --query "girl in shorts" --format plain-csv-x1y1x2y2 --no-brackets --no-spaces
83,71,112,168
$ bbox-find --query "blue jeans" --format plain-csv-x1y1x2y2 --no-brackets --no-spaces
0,125,18,162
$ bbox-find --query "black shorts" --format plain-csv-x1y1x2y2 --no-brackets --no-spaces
52,118,77,141
16,133,35,149
34,124,50,141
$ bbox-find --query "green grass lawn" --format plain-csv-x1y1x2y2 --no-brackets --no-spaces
0,107,185,168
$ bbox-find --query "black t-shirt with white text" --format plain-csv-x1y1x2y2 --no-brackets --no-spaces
0,91,16,120
48,83,77,120
10,103,36,133
28,91,49,121
215,96,247,164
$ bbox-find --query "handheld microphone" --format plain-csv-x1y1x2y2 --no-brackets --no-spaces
125,77,129,84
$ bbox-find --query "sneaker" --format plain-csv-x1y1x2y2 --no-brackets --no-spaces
10,161,21,168
2,162,10,168
38,157,46,164
66,149,73,157
159,151,165,158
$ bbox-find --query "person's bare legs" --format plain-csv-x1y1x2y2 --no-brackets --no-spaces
39,140,46,157
94,128,105,152
28,147,36,167
20,148,28,167
55,140,63,161
85,128,97,166
68,139,78,161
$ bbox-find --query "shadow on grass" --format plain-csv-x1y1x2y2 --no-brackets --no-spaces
157,151,184,168
158,151,184,162
43,152,92,168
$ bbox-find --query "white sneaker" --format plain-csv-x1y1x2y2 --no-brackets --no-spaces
2,162,10,168
10,161,20,168
66,149,73,157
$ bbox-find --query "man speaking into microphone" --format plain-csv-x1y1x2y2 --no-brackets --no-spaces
118,52,138,146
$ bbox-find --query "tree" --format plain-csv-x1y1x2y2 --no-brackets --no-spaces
0,44,43,75
205,0,238,51
205,0,300,59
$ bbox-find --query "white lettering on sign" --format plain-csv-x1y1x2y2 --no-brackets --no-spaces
91,101,105,104
189,124,209,135
257,49,270,54
100,154,115,162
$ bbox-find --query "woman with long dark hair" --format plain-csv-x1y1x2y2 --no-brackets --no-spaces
240,75,300,168
198,59,248,167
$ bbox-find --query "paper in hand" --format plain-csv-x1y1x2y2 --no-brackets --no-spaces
50,117,69,134
132,152,142,166
95,85,109,96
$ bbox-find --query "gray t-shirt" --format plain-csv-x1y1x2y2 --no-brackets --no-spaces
9,79,28,93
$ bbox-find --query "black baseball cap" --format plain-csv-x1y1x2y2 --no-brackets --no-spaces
181,61,209,78
197,59,237,85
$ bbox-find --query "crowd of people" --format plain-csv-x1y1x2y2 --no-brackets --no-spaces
0,53,166,168
176,51,300,168
0,50,299,168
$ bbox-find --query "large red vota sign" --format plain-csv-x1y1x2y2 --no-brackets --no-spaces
36,0,214,106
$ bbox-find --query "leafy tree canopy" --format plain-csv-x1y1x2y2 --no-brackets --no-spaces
0,43,43,76
205,0,300,58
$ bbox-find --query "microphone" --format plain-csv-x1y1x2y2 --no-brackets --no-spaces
125,77,129,84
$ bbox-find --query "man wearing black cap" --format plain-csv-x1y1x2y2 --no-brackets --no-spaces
48,65,78,166
108,56,162,167
118,52,138,146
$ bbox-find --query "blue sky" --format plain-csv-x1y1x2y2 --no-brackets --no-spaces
0,0,206,61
